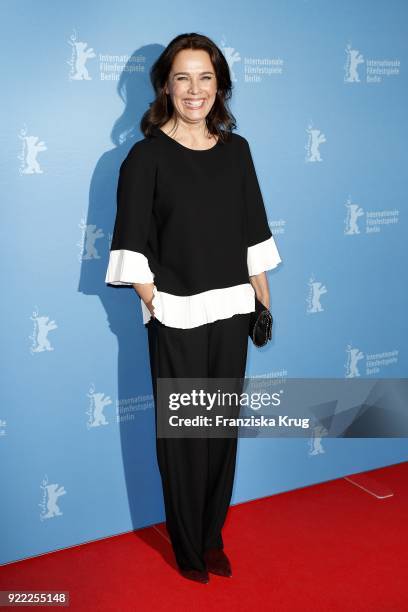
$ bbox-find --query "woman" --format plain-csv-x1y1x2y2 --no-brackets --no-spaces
105,32,282,584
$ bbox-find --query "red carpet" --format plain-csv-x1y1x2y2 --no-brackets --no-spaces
1,462,407,611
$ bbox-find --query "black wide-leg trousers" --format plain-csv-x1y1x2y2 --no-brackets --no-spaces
147,312,251,572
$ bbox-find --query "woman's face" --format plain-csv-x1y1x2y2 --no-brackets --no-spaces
164,49,218,125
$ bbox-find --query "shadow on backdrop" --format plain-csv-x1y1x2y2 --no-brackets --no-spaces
77,43,175,569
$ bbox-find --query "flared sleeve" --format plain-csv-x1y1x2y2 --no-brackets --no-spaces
242,138,282,276
105,142,157,285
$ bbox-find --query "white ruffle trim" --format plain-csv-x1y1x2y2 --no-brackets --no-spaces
141,283,257,329
105,249,154,285
247,236,282,276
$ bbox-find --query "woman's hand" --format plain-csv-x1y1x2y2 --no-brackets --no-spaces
249,271,270,309
132,282,156,317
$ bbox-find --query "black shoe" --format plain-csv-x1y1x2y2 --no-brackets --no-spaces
179,568,210,584
204,548,232,577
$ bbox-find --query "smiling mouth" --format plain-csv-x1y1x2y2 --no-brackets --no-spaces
183,99,206,109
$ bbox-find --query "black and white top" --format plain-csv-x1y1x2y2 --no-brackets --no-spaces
105,126,282,329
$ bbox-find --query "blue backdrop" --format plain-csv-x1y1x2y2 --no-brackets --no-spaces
1,0,407,565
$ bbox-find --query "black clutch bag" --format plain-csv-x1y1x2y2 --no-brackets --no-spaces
248,296,273,347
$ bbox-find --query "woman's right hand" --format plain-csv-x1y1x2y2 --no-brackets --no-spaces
146,297,156,318
132,282,156,317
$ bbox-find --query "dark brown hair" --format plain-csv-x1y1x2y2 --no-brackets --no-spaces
140,33,236,143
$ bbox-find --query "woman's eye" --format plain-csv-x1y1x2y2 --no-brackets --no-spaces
176,76,212,80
